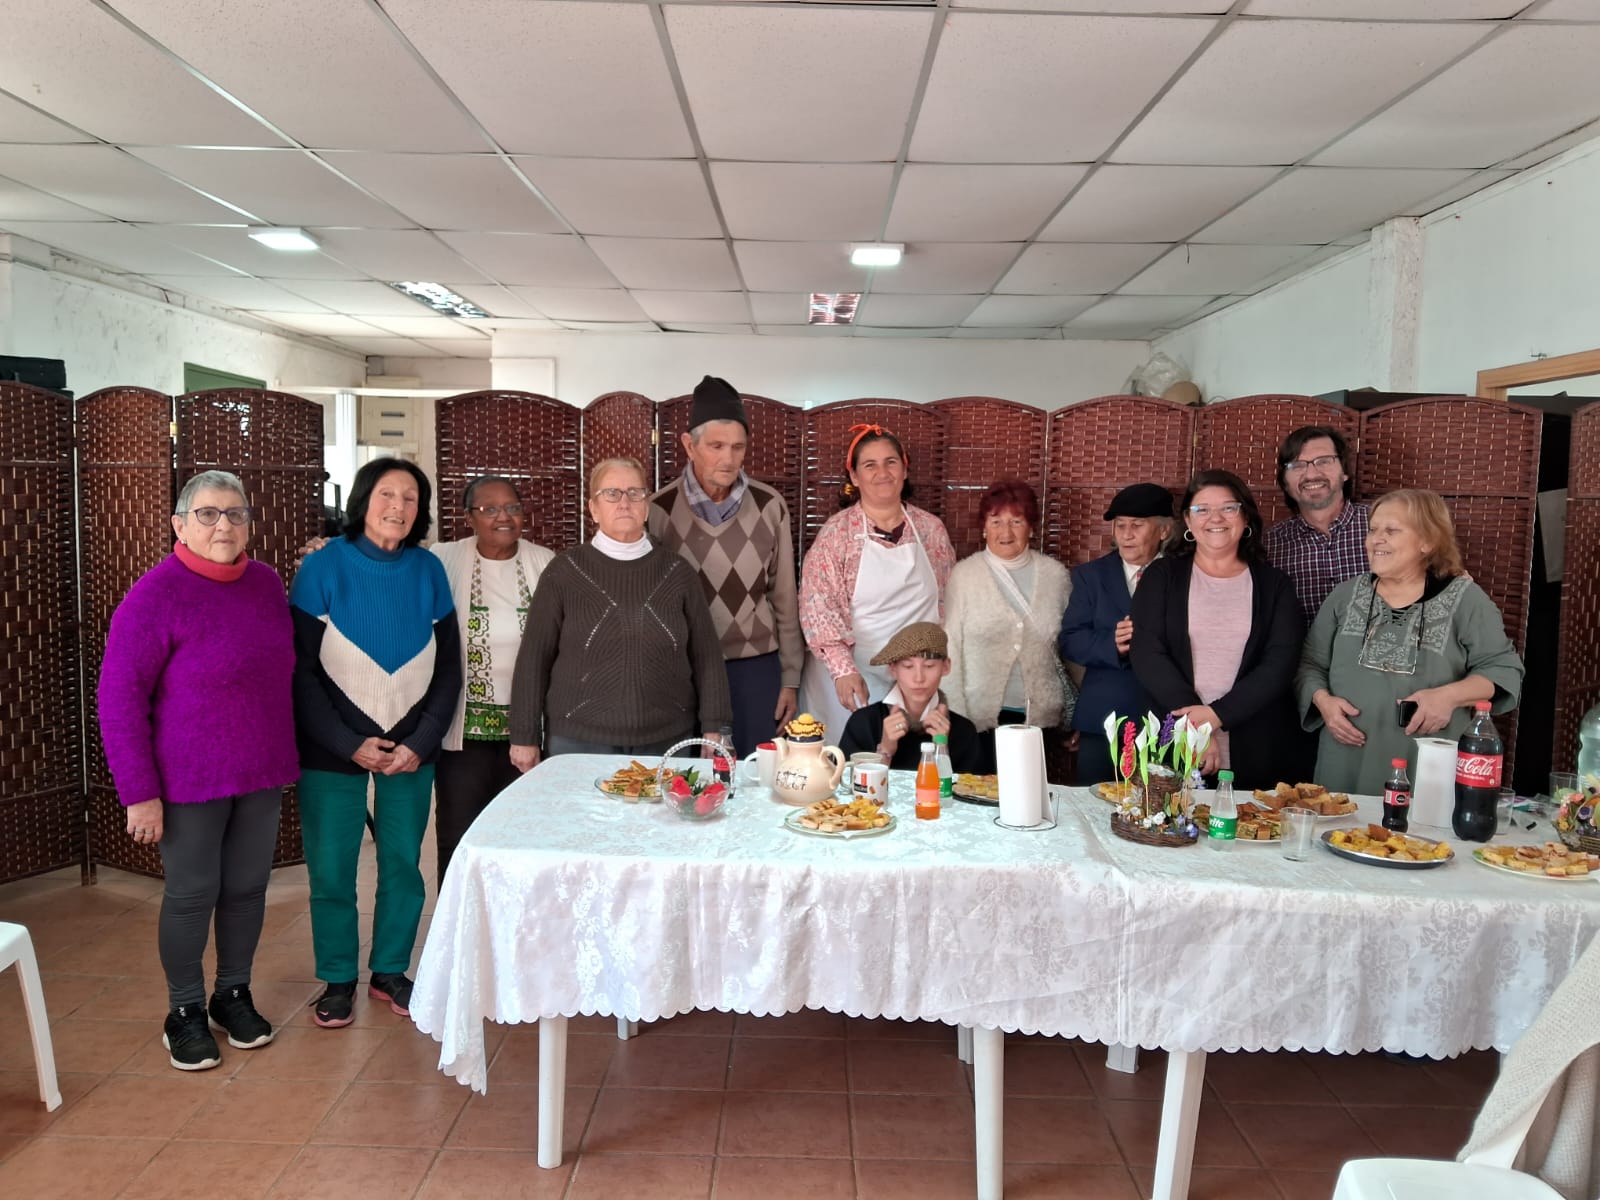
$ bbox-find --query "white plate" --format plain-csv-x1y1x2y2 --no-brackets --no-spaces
1320,829,1453,870
783,808,896,840
594,774,660,801
1470,847,1597,882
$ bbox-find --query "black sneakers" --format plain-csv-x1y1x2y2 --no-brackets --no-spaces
368,972,414,1017
163,1004,222,1071
208,984,275,1049
313,980,357,1028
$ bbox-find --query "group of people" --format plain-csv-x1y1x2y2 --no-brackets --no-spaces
96,385,1525,1074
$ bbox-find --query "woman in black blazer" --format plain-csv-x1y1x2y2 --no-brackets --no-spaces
1129,469,1311,789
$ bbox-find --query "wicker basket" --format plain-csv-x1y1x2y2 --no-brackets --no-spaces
1557,828,1600,856
1109,811,1199,848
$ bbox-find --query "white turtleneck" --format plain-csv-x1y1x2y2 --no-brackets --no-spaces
592,530,652,561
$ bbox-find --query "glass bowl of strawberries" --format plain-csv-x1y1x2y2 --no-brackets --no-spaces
655,738,735,821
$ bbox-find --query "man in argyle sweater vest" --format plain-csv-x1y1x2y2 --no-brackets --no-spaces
649,376,803,755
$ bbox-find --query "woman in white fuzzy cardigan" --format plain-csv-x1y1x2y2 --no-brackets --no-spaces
944,480,1076,772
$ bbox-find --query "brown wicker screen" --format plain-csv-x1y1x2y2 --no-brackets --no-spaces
931,397,1048,560
802,399,948,550
78,387,174,878
434,391,581,551
177,388,327,869
1358,396,1542,771
0,383,84,884
1554,401,1600,773
1193,395,1360,532
1042,396,1193,568
581,391,658,537
659,392,806,557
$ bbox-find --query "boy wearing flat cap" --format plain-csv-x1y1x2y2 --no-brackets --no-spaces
839,621,983,772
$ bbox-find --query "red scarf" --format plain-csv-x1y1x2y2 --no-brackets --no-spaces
175,541,249,582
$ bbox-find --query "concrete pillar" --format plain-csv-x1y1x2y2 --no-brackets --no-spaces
1365,218,1424,392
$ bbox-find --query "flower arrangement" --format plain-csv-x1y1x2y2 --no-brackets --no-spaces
1554,775,1600,851
1103,710,1213,843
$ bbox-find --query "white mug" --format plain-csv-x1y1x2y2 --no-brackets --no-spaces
852,762,889,805
742,742,778,790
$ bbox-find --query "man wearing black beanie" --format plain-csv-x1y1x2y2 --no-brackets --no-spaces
649,377,802,755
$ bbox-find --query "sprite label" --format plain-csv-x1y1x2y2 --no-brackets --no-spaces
1208,814,1237,842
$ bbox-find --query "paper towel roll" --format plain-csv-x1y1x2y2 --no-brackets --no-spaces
1413,737,1457,828
996,724,1046,828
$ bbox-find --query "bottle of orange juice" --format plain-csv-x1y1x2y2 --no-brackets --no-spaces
915,742,941,820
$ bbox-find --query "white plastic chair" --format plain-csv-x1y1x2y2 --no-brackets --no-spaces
0,922,63,1111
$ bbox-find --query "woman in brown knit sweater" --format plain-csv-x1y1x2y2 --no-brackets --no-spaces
508,458,732,768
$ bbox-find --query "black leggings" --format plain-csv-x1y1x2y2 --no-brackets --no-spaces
156,789,282,1008
434,740,522,888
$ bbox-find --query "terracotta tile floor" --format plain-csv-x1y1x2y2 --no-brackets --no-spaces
0,838,1498,1200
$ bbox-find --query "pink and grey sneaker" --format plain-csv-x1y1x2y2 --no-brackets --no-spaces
312,980,357,1028
368,972,414,1017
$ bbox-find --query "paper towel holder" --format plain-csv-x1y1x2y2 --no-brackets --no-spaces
993,791,1057,832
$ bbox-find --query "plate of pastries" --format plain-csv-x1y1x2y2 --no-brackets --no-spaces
595,760,661,800
1253,781,1359,818
952,773,1000,804
1323,825,1453,869
785,796,895,838
1472,842,1600,880
1192,800,1282,842
1093,780,1136,804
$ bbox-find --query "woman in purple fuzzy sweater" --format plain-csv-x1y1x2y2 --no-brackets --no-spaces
97,470,298,1072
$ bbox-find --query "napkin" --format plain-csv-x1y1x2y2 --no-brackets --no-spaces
996,724,1046,828
1413,736,1456,828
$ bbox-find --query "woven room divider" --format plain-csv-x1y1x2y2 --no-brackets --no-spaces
931,397,1048,561
434,391,580,550
1554,401,1600,773
1042,396,1194,568
0,383,84,884
78,387,175,879
802,399,948,552
1358,396,1542,773
1193,395,1361,531
580,391,657,537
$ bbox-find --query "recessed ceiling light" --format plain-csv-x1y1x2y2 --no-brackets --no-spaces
809,293,859,325
849,243,903,268
388,281,491,319
247,226,319,252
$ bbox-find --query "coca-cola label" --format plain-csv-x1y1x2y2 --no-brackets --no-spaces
1455,754,1503,788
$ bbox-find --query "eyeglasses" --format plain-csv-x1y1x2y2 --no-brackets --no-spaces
1187,503,1243,518
1283,455,1341,474
593,487,649,503
468,503,524,517
179,506,255,526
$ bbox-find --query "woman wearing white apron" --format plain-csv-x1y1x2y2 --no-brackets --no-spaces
798,425,956,737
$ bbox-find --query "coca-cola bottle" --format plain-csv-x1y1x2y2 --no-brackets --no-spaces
1453,701,1502,843
1382,757,1411,833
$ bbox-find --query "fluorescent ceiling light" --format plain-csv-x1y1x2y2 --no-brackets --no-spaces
388,281,491,319
850,243,903,268
247,226,319,252
809,292,859,325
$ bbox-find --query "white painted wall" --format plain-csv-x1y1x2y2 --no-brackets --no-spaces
487,330,1149,409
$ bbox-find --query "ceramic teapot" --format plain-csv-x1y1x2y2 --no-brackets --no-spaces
770,713,846,806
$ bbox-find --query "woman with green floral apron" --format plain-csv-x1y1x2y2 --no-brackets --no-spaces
431,477,554,885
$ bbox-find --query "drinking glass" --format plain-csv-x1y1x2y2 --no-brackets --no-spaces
1280,807,1318,861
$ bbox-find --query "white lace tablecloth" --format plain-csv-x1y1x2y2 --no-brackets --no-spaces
412,758,1600,1092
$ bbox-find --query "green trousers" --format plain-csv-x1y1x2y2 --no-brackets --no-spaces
298,766,433,982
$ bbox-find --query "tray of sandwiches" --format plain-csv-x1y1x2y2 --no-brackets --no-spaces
1472,842,1600,881
1191,800,1282,843
1252,781,1359,819
595,760,661,801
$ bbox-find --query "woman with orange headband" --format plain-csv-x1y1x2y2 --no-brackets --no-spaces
798,425,956,735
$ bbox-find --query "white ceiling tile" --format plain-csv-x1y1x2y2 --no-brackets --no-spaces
558,320,661,333
263,280,434,317
364,315,488,339
107,0,485,152
735,243,871,293
1196,166,1475,242
507,288,651,322
0,1,285,146
661,323,755,335
514,159,721,238
858,294,983,326
0,92,86,143
868,243,1023,294
1245,0,1524,14
0,178,106,221
420,338,493,358
329,335,437,357
384,0,692,157
1500,118,1600,168
1400,169,1515,214
127,148,409,228
1039,165,1281,242
1314,26,1600,169
1119,243,1320,294
1114,20,1489,165
911,14,1212,163
585,238,741,291
145,275,334,313
951,326,1064,339
1064,294,1214,333
885,165,1088,241
0,146,248,223
963,295,1099,327
1530,0,1600,15
479,316,561,332
311,229,490,284
631,292,751,323
996,243,1168,294
0,221,227,274
435,232,613,288
749,293,813,325
855,326,957,338
1246,243,1352,292
710,163,893,241
668,6,932,161
449,285,551,320
755,324,855,337
953,0,1230,10
252,312,394,337
137,224,365,278
322,154,563,233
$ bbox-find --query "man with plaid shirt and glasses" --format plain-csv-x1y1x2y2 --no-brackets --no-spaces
1263,425,1371,625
